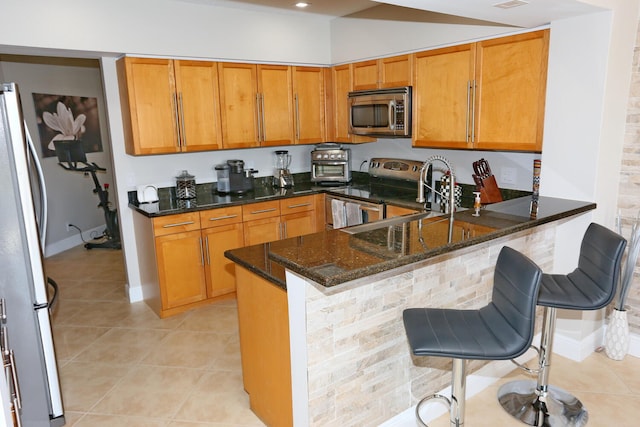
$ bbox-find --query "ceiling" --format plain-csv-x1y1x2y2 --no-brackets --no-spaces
194,0,606,27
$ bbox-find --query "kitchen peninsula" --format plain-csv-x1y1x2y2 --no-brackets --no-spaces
224,196,595,427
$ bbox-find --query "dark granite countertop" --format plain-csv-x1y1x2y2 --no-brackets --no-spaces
224,196,596,289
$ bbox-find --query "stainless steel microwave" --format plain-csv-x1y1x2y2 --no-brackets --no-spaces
348,86,412,137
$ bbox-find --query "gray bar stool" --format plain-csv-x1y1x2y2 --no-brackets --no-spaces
498,223,626,426
403,246,543,427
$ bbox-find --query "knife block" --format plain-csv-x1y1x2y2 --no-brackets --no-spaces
477,175,503,204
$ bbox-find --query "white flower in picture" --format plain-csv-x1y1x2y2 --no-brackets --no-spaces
42,101,86,150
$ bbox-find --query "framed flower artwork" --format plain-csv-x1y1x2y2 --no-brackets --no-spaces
32,93,103,158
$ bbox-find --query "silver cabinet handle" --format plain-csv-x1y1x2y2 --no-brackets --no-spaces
162,221,195,228
0,298,5,321
466,80,471,143
471,79,476,143
250,208,277,215
287,203,311,209
208,214,238,221
294,94,300,140
172,93,181,148
199,237,204,266
178,92,186,148
260,93,266,141
204,236,211,266
255,93,262,143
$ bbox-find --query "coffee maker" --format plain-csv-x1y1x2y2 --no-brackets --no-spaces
273,150,294,188
225,159,256,194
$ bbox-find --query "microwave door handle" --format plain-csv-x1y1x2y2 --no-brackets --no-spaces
389,100,396,131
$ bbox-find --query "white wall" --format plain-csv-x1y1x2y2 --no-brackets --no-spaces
0,0,332,65
0,58,114,255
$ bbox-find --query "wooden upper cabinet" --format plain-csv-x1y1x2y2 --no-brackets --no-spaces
292,66,326,144
474,30,549,152
218,62,260,149
353,55,412,91
117,58,180,155
328,64,375,144
174,61,223,151
257,64,295,147
117,57,222,155
412,44,475,149
412,29,549,152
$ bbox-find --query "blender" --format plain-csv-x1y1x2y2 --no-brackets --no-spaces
273,150,294,188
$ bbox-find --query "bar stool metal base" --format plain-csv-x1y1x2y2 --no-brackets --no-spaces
497,380,588,427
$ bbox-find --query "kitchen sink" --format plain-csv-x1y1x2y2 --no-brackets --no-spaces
340,211,446,234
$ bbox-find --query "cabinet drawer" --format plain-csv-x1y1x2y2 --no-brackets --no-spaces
242,200,281,221
153,212,201,237
279,195,315,214
200,206,243,229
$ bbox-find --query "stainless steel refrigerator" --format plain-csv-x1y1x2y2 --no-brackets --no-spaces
0,83,65,426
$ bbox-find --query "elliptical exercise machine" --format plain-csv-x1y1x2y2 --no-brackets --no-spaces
54,140,121,250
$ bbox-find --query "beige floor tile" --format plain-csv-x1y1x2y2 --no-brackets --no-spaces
92,365,203,418
58,361,131,412
53,325,110,360
142,330,232,369
179,303,239,333
72,413,169,427
173,371,264,425
73,327,169,364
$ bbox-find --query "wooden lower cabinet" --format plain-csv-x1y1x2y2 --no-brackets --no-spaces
236,266,292,427
155,230,208,310
386,204,419,218
202,222,244,297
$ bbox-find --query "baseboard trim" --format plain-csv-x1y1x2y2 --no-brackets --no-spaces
44,225,107,257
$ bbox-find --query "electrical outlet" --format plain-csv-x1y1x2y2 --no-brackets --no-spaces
65,223,71,232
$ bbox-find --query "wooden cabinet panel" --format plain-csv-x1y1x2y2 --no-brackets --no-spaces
218,62,260,149
352,60,379,91
155,230,207,309
281,210,316,239
353,55,412,90
236,266,292,427
412,30,548,152
244,216,282,246
258,65,294,146
329,64,375,144
117,58,180,155
203,222,244,297
413,44,474,149
174,61,223,151
242,200,281,222
152,212,201,237
379,54,412,88
474,30,548,152
386,205,419,218
199,206,243,229
293,66,326,144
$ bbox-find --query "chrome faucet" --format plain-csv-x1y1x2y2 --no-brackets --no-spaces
417,155,456,242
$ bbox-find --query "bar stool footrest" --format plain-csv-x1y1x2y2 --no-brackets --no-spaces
415,394,452,427
497,380,588,426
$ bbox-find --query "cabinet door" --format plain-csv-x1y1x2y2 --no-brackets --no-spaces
282,211,316,239
379,54,412,88
330,64,353,143
174,60,223,151
155,230,207,309
352,60,379,91
117,57,180,155
412,45,475,149
258,65,294,146
474,30,549,152
386,205,418,218
293,67,326,144
244,216,282,246
202,223,244,297
218,62,260,149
